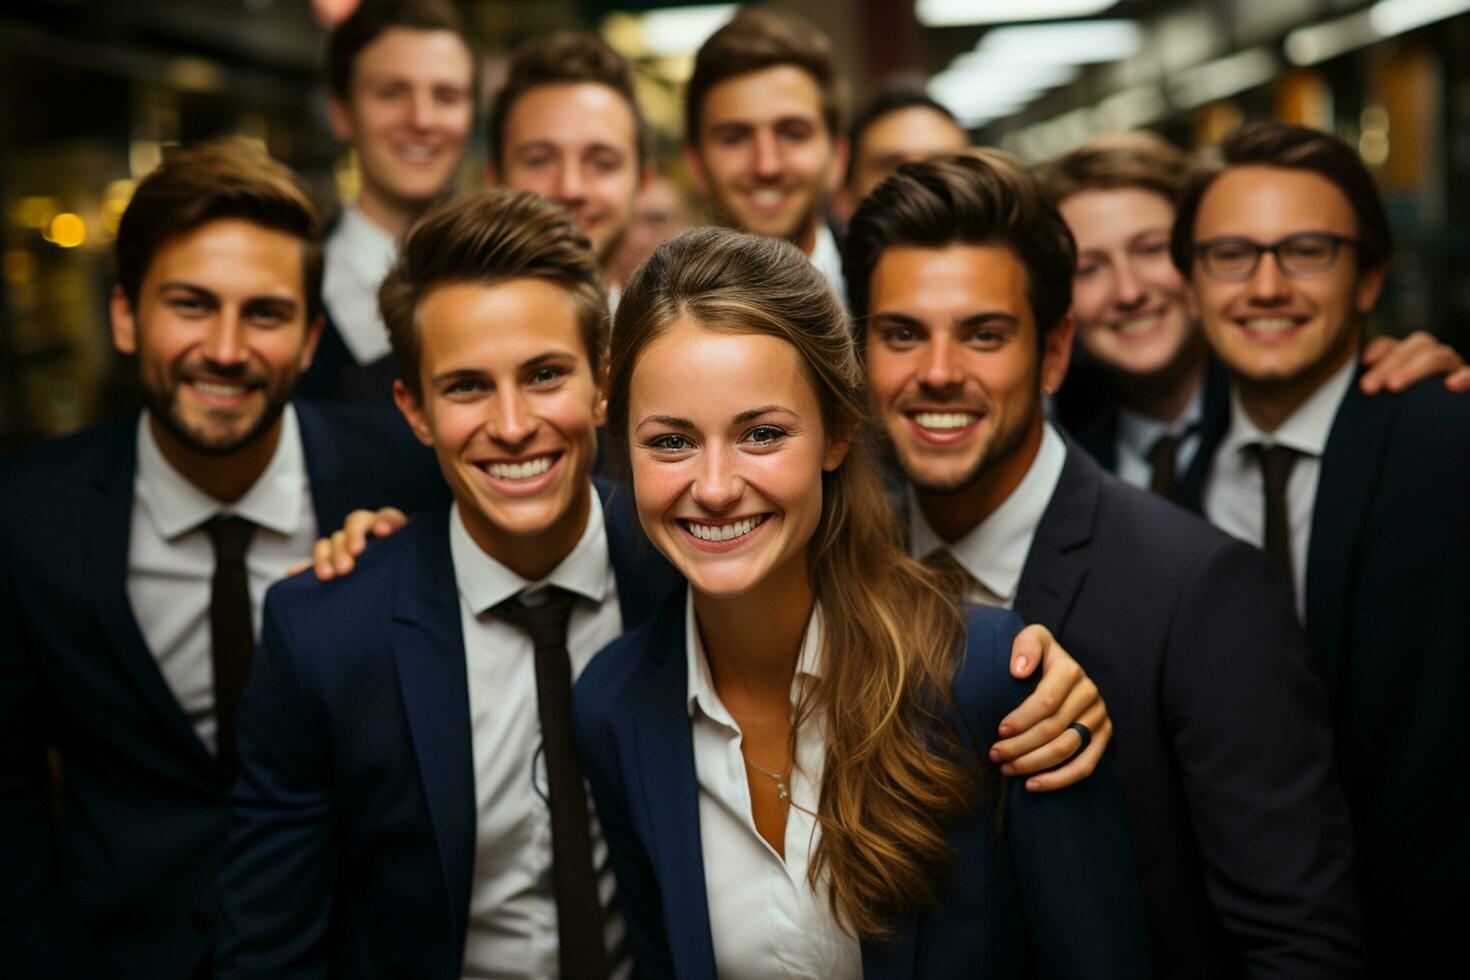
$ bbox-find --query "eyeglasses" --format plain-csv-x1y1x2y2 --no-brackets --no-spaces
1193,233,1359,281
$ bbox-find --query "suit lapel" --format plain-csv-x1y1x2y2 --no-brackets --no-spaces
595,477,680,630
86,419,218,772
1176,356,1231,512
1305,376,1391,695
390,509,476,952
1014,444,1099,631
295,400,350,531
631,597,718,977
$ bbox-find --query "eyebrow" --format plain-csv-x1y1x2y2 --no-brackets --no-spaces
157,282,298,308
871,310,1018,328
635,405,795,431
429,351,577,385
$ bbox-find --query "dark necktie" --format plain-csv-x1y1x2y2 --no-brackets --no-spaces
1147,432,1182,498
494,587,607,980
1252,444,1300,596
206,515,256,781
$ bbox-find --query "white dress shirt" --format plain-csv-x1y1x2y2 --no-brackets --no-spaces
1203,355,1356,620
322,206,397,365
449,495,628,980
807,223,847,303
128,406,317,754
684,587,862,980
908,422,1069,609
1114,385,1205,492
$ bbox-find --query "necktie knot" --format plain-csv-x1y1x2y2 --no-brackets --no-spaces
206,515,256,564
493,586,578,652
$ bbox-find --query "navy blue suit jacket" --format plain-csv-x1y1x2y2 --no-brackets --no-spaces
1017,443,1361,977
215,481,678,979
0,401,446,979
295,310,399,404
572,593,1151,979
1181,367,1470,975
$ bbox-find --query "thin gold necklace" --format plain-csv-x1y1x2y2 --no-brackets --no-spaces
743,755,791,804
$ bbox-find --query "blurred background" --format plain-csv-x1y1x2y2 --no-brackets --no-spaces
4,0,1469,449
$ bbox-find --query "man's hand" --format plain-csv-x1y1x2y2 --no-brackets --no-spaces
286,507,409,580
989,624,1111,793
1360,331,1470,395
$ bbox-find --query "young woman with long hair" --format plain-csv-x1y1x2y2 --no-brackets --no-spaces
572,226,1149,978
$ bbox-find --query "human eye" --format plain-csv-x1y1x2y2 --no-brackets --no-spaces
434,85,467,107
645,433,694,454
527,365,568,388
442,378,485,398
881,325,921,349
1075,259,1103,279
968,329,1005,351
248,303,293,327
1283,235,1333,262
168,295,210,317
777,120,815,142
588,149,625,173
743,424,788,448
371,81,407,101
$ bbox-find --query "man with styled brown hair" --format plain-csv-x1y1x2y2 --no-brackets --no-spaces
846,152,1365,976
488,31,651,296
0,141,444,979
685,7,849,293
300,0,476,401
217,188,679,980
1174,120,1470,972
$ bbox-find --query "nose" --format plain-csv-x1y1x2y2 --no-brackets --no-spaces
752,130,781,180
202,310,247,370
554,161,585,205
489,386,538,448
919,335,964,392
1114,259,1147,311
408,88,434,131
690,444,743,513
1249,251,1290,304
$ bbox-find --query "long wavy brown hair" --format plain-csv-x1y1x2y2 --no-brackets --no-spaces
605,226,984,939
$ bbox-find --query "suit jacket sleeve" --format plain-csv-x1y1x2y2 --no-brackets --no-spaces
0,470,110,978
215,585,337,980
1164,539,1363,975
572,645,678,980
969,611,1152,978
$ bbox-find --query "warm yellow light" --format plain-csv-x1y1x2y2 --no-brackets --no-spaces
48,212,86,248
3,248,35,284
12,195,58,229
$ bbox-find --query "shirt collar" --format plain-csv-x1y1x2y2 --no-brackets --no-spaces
807,223,847,301
135,404,308,541
1221,352,1357,460
448,485,611,616
684,584,825,721
328,206,398,291
908,422,1068,604
1116,383,1204,462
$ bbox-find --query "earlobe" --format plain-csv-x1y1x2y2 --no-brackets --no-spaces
1356,265,1388,314
1042,313,1077,395
822,422,856,472
683,144,709,198
109,286,138,355
299,313,326,372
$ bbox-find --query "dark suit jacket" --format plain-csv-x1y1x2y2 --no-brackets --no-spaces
215,481,678,980
295,309,400,404
1067,355,1231,503
572,593,1151,979
0,401,447,979
1017,444,1361,977
1181,368,1470,975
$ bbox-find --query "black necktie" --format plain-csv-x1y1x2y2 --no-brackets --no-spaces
1252,444,1300,596
1147,432,1182,498
495,587,607,980
206,515,256,781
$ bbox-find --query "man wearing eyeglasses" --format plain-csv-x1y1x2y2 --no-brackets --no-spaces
1171,120,1469,975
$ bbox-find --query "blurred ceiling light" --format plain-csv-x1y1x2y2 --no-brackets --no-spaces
47,213,86,249
1372,0,1470,36
928,60,1077,124
975,20,1141,64
1287,0,1470,67
640,4,738,58
12,196,59,230
1168,47,1279,109
1093,84,1168,130
916,0,1117,27
167,58,225,94
1284,11,1377,66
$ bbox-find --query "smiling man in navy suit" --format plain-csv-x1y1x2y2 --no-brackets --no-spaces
0,142,445,979
1173,121,1470,974
215,189,679,979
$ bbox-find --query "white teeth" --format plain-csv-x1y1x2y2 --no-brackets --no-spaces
192,381,248,398
1244,318,1296,333
486,456,553,480
685,515,765,542
914,412,976,430
1115,315,1158,335
397,145,436,162
750,190,785,207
